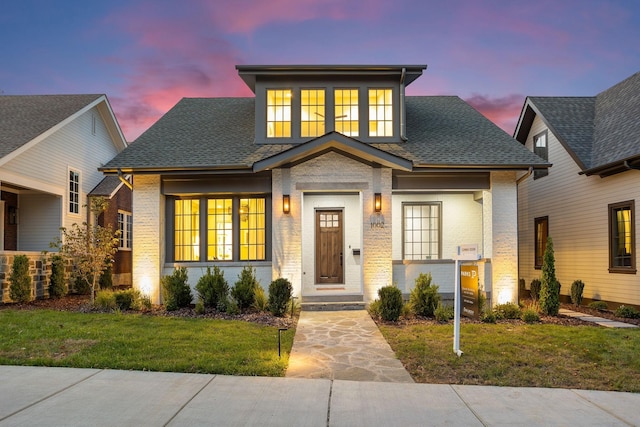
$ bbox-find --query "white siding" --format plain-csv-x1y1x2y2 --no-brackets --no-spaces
2,107,121,229
18,193,61,251
518,115,640,306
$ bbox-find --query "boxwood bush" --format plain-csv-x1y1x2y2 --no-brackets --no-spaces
161,267,192,311
268,278,293,316
378,285,404,321
409,273,441,317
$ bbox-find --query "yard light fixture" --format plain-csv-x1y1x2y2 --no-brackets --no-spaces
283,195,290,214
374,193,382,212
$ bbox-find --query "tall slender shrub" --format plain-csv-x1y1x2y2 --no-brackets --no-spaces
231,265,259,310
409,273,441,317
9,255,32,303
570,280,585,306
161,267,192,311
268,278,292,316
539,237,560,315
529,279,542,301
49,254,67,298
196,266,228,308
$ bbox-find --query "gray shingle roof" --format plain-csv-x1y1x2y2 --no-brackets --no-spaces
88,175,125,197
520,71,640,173
103,95,548,172
0,94,103,159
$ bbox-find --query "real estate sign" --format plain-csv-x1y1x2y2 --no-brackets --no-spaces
460,264,479,319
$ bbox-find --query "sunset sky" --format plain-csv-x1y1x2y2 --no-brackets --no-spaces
2,0,639,141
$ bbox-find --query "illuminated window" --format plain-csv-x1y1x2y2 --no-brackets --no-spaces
207,199,233,261
403,203,441,260
533,131,548,179
240,198,266,261
69,170,80,214
334,89,359,136
267,89,291,137
118,211,132,250
301,89,325,137
534,216,548,269
609,201,635,273
368,89,393,137
175,199,200,261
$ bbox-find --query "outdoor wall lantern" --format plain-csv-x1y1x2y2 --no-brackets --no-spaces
283,195,290,214
374,193,382,212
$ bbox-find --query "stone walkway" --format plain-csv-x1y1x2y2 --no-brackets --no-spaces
559,308,639,328
286,310,414,383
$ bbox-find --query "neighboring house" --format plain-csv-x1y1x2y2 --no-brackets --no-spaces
88,175,133,287
515,71,640,309
0,94,129,300
101,65,548,306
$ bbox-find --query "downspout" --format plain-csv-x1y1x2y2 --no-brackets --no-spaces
516,167,533,185
515,166,532,303
400,67,408,142
118,169,133,190
624,160,640,171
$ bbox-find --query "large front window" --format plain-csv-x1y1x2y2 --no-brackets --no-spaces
301,89,325,137
609,201,636,273
267,89,291,138
369,89,393,137
403,203,441,260
172,197,268,262
334,89,359,137
175,199,200,261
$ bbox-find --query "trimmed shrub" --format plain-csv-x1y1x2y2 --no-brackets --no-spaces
95,290,116,310
73,273,91,295
367,299,381,318
409,273,441,317
482,311,497,323
378,285,404,322
268,278,293,317
194,299,205,315
615,305,640,319
9,255,32,303
494,302,522,320
434,304,454,322
529,279,542,301
588,301,608,311
253,285,268,311
49,255,67,298
224,297,240,315
195,266,228,308
114,289,138,310
539,237,561,316
161,267,192,311
570,280,585,306
521,308,541,323
231,266,259,310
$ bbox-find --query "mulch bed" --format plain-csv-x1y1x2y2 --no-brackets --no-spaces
1,294,296,328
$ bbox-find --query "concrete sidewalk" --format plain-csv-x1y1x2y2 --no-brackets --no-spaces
1,366,639,426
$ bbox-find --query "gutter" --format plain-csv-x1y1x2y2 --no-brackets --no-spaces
516,167,534,185
400,67,408,142
624,160,640,171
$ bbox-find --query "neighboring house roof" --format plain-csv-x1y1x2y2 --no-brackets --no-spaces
514,71,640,177
101,95,548,174
89,175,130,198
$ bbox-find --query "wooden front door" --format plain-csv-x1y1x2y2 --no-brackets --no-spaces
315,210,344,284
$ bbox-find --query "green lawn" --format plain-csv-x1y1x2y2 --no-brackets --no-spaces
0,309,295,376
379,322,640,392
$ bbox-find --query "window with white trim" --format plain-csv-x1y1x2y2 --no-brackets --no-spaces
69,170,80,214
118,211,132,250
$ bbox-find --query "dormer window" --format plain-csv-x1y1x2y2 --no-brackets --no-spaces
267,89,291,138
334,89,359,137
301,89,325,137
369,89,393,137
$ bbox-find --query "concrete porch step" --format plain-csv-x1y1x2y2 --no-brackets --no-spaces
301,301,367,311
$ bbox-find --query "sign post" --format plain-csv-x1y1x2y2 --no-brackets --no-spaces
453,244,480,357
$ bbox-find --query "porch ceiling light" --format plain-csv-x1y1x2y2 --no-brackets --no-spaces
283,195,291,214
374,193,382,212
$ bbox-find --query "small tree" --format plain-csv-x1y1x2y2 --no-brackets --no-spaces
268,278,292,317
409,273,441,317
50,197,119,304
195,266,228,308
161,267,192,311
231,265,259,310
9,254,32,303
570,279,585,307
539,237,561,316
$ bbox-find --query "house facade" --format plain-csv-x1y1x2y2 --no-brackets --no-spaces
516,72,640,309
101,65,548,306
0,95,129,300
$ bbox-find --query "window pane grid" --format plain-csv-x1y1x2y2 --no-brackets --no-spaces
334,89,359,137
368,89,393,137
267,89,291,138
403,204,440,260
240,198,266,261
301,89,325,137
174,199,200,261
69,171,79,214
207,199,233,261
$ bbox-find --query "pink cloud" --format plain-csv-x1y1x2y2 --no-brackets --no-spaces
465,93,525,135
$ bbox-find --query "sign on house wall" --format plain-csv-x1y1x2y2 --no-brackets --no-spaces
461,264,479,319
